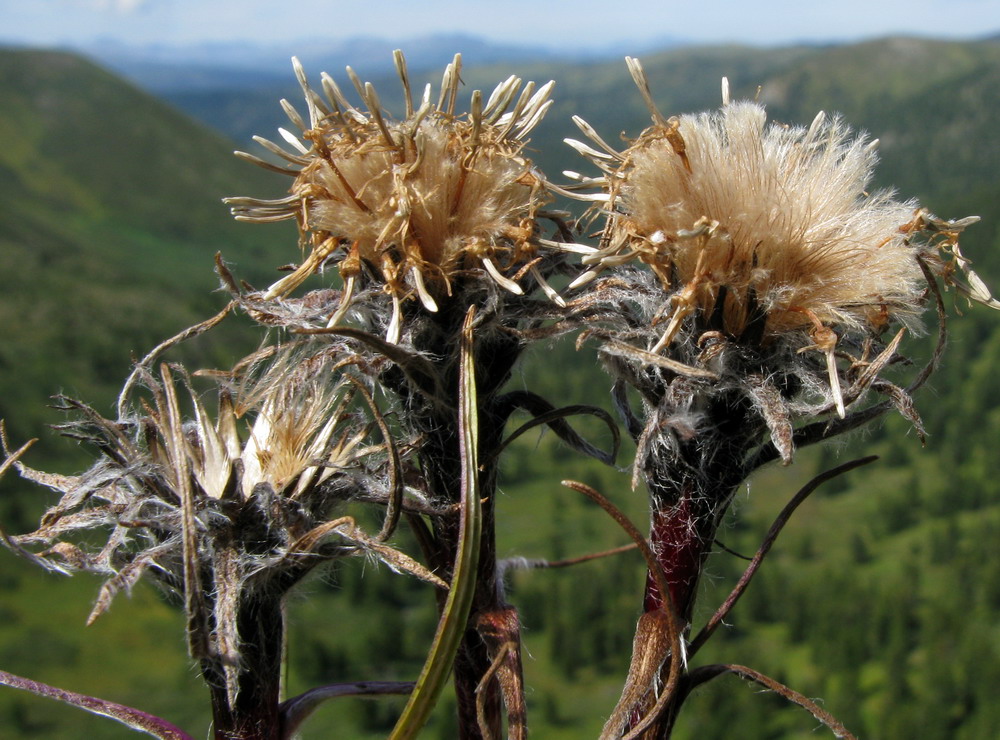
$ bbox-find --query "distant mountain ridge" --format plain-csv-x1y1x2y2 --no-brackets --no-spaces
144,33,1000,234
0,48,290,454
65,32,690,94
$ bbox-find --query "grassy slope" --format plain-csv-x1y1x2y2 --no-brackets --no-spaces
0,49,296,455
0,49,295,737
3,38,1000,738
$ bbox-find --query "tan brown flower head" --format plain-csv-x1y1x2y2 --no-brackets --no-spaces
568,63,927,356
227,52,557,342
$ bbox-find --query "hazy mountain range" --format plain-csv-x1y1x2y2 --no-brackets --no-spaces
47,32,689,93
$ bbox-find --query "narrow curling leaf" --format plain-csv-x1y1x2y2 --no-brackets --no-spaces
682,664,858,739
280,681,415,739
690,456,878,657
559,480,684,740
493,391,620,466
343,375,404,542
159,364,208,659
296,325,444,402
279,516,448,589
117,302,233,417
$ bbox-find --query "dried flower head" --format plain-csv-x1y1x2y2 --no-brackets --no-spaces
2,346,440,704
571,71,925,343
227,52,559,342
566,61,995,419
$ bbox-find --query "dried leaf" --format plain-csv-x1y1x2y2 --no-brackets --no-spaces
159,364,209,659
0,669,193,740
598,336,719,380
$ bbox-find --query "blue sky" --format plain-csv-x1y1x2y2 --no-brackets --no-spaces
3,0,999,50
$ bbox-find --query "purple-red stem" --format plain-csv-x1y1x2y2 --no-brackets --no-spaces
643,497,709,621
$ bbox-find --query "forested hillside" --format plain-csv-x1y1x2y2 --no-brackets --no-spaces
1,38,1000,738
0,48,293,462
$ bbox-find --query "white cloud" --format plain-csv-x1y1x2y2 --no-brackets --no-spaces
89,0,150,12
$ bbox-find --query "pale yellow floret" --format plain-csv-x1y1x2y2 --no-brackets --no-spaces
154,354,367,502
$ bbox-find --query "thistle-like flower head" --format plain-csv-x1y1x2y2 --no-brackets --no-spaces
227,52,558,341
570,65,925,350
163,349,368,502
2,346,440,640
565,61,995,422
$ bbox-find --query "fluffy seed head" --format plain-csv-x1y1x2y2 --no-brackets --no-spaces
227,53,556,338
564,62,997,421
572,75,927,346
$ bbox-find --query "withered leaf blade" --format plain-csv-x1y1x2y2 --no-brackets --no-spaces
0,668,194,740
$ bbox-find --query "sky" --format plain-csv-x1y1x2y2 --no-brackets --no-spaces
2,0,999,51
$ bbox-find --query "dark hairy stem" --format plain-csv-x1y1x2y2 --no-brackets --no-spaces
559,480,682,740
202,593,285,740
476,607,528,740
637,454,877,739
626,393,766,738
